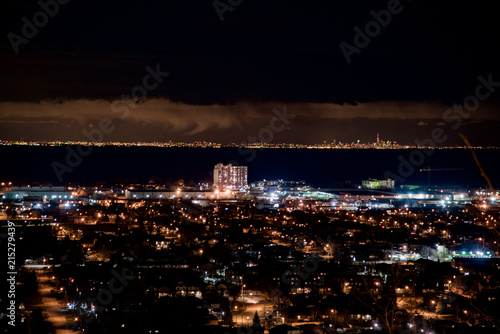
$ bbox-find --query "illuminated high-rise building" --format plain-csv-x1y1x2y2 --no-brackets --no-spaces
213,163,248,189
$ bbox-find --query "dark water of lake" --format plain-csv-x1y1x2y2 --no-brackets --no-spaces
0,146,498,189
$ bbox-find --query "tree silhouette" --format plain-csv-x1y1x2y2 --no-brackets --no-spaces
222,310,233,327
351,263,417,334
252,311,261,327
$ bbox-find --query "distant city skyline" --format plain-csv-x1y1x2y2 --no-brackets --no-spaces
1,137,498,149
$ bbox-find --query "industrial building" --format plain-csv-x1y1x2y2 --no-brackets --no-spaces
3,186,72,200
124,188,236,200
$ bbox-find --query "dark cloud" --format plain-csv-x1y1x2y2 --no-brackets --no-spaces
1,0,500,104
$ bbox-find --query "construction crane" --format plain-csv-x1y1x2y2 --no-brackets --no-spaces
419,166,464,186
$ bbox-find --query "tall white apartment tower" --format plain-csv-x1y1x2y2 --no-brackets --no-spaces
213,163,248,189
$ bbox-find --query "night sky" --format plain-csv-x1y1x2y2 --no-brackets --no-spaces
1,0,500,145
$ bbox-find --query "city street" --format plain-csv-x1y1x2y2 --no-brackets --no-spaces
232,302,275,327
35,269,78,334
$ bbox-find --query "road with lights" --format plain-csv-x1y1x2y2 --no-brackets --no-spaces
37,269,79,334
